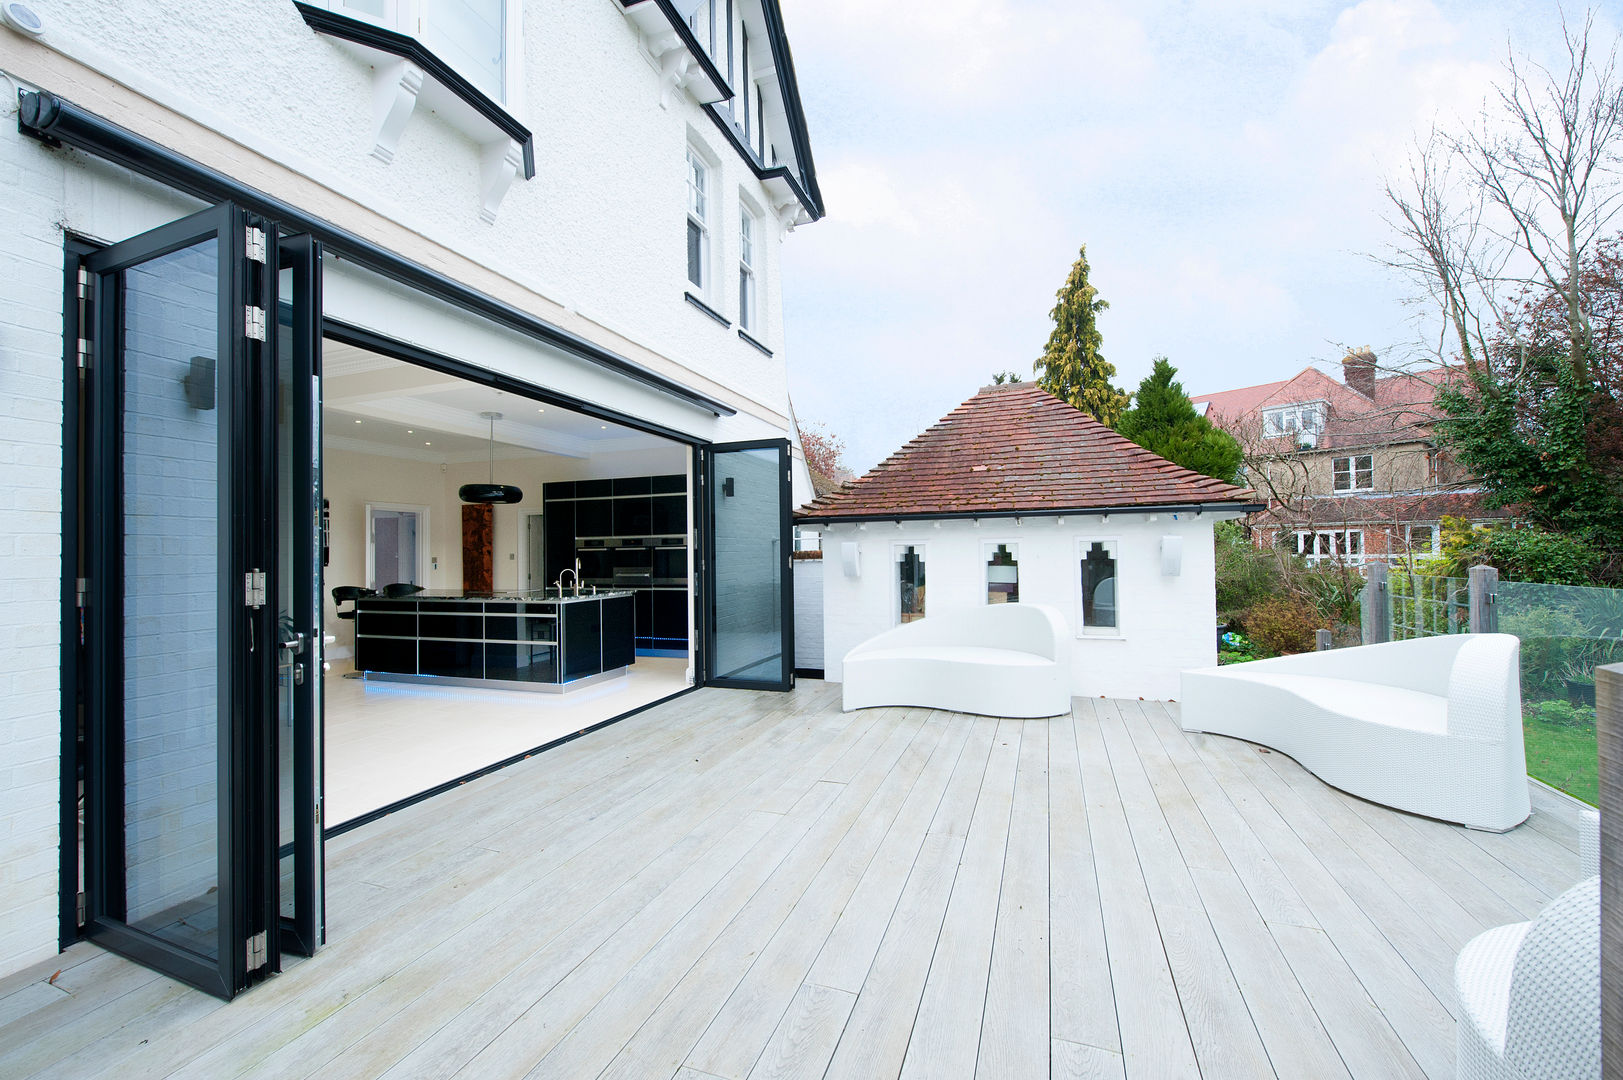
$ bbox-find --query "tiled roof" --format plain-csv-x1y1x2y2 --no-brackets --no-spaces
1192,364,1462,451
797,383,1258,521
1253,490,1513,525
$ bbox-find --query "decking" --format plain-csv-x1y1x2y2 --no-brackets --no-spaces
0,681,1591,1079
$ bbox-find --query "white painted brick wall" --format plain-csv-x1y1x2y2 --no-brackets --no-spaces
792,557,823,670
819,516,1223,702
0,106,68,978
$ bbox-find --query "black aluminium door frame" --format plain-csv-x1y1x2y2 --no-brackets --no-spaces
700,438,796,691
277,233,325,958
80,201,276,999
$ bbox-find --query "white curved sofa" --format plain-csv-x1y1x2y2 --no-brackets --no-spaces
841,603,1070,718
1179,634,1529,832
1454,811,1601,1080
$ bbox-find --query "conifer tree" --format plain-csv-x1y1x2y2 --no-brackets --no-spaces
1034,245,1130,425
1115,356,1244,483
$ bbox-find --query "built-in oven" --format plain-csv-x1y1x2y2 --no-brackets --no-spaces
653,546,686,581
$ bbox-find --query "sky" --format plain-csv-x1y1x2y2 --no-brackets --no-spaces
776,0,1619,472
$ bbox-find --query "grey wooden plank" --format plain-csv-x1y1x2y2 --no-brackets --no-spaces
899,716,1022,1078
1051,1038,1126,1080
807,715,995,994
1098,702,1272,1080
744,982,856,1080
683,712,972,1079
590,710,944,1079
1047,708,1119,1056
820,830,965,1080
1073,700,1201,1078
977,718,1050,1079
1186,865,1352,1080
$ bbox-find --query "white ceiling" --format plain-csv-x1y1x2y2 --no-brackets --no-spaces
322,340,671,463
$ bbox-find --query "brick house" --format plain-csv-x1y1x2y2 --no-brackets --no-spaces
1191,349,1511,564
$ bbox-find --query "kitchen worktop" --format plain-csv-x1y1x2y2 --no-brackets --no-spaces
405,589,634,604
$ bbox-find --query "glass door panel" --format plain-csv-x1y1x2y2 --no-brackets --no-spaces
703,440,793,690
83,203,264,998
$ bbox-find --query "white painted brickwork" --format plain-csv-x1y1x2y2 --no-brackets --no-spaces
0,0,816,978
819,516,1222,702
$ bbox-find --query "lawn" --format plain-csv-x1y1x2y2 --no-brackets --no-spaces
1522,714,1599,806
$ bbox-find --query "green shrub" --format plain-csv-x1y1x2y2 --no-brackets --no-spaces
1240,597,1320,656
1214,521,1282,618
1457,525,1604,585
1528,699,1596,728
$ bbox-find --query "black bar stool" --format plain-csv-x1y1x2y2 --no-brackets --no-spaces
331,585,375,620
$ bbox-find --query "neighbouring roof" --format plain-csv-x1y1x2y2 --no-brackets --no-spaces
1191,364,1462,451
1254,490,1514,526
796,383,1259,522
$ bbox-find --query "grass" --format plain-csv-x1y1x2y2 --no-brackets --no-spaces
1522,714,1599,806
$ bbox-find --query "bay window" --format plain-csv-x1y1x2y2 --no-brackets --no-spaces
329,0,510,102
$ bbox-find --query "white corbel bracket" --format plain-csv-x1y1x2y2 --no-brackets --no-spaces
479,137,525,224
658,43,693,109
371,59,424,164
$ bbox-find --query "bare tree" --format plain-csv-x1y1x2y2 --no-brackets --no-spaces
1384,11,1623,378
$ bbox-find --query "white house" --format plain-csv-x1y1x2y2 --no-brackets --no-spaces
0,0,821,996
799,384,1261,702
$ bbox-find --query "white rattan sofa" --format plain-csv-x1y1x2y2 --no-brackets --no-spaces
840,603,1070,718
1179,633,1530,832
1454,810,1601,1080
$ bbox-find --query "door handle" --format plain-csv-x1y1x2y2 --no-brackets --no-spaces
279,631,307,656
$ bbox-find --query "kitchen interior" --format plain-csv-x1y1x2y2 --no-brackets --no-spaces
320,339,694,823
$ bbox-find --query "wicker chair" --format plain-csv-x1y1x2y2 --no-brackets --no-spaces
1454,810,1601,1080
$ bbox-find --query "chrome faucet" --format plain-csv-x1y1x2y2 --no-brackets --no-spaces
555,568,578,597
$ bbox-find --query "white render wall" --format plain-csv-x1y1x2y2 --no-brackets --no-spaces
819,515,1224,702
0,0,815,978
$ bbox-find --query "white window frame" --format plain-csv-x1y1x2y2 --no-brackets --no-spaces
1076,537,1123,638
685,143,712,294
1262,401,1326,438
1292,528,1364,565
364,502,433,590
327,0,520,105
738,201,759,333
1331,453,1375,492
983,540,1020,605
1405,523,1439,556
893,543,927,626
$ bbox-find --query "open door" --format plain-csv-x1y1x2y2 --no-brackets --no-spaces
78,203,322,997
701,439,794,690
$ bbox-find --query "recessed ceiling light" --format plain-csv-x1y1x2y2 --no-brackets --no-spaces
600,424,607,429
537,408,545,413
407,429,414,434
425,441,432,446
354,419,362,424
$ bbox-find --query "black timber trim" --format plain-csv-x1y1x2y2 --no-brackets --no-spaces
701,106,819,221
619,0,733,103
324,683,700,837
294,2,536,179
794,501,1269,525
757,0,823,218
324,318,703,446
16,90,736,418
684,291,732,328
737,328,772,356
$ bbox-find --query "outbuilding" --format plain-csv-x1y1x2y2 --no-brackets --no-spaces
798,383,1262,701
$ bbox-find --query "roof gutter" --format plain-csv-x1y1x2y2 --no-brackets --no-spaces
16,89,737,418
795,500,1267,525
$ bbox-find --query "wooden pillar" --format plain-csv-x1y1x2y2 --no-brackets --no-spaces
1362,562,1390,644
1599,662,1621,1080
1468,565,1499,634
462,503,493,593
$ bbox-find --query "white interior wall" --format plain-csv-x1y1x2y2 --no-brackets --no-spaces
819,515,1224,702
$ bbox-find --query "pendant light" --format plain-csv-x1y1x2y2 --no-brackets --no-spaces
458,411,524,504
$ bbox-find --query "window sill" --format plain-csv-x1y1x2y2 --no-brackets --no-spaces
737,328,772,357
684,291,732,328
295,2,534,221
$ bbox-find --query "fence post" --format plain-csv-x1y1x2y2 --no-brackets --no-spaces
1597,663,1621,1080
1315,629,1332,651
1362,562,1390,644
1468,565,1499,634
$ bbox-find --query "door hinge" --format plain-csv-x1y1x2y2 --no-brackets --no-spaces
77,266,91,299
245,306,267,342
76,577,87,609
245,226,267,264
75,891,86,924
246,930,268,970
245,569,266,608
77,337,92,369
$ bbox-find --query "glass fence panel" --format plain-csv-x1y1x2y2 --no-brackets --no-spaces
1498,579,1621,807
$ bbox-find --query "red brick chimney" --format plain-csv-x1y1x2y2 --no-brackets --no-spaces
1343,347,1377,399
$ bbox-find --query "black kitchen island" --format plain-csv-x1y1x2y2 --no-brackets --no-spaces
353,590,635,692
